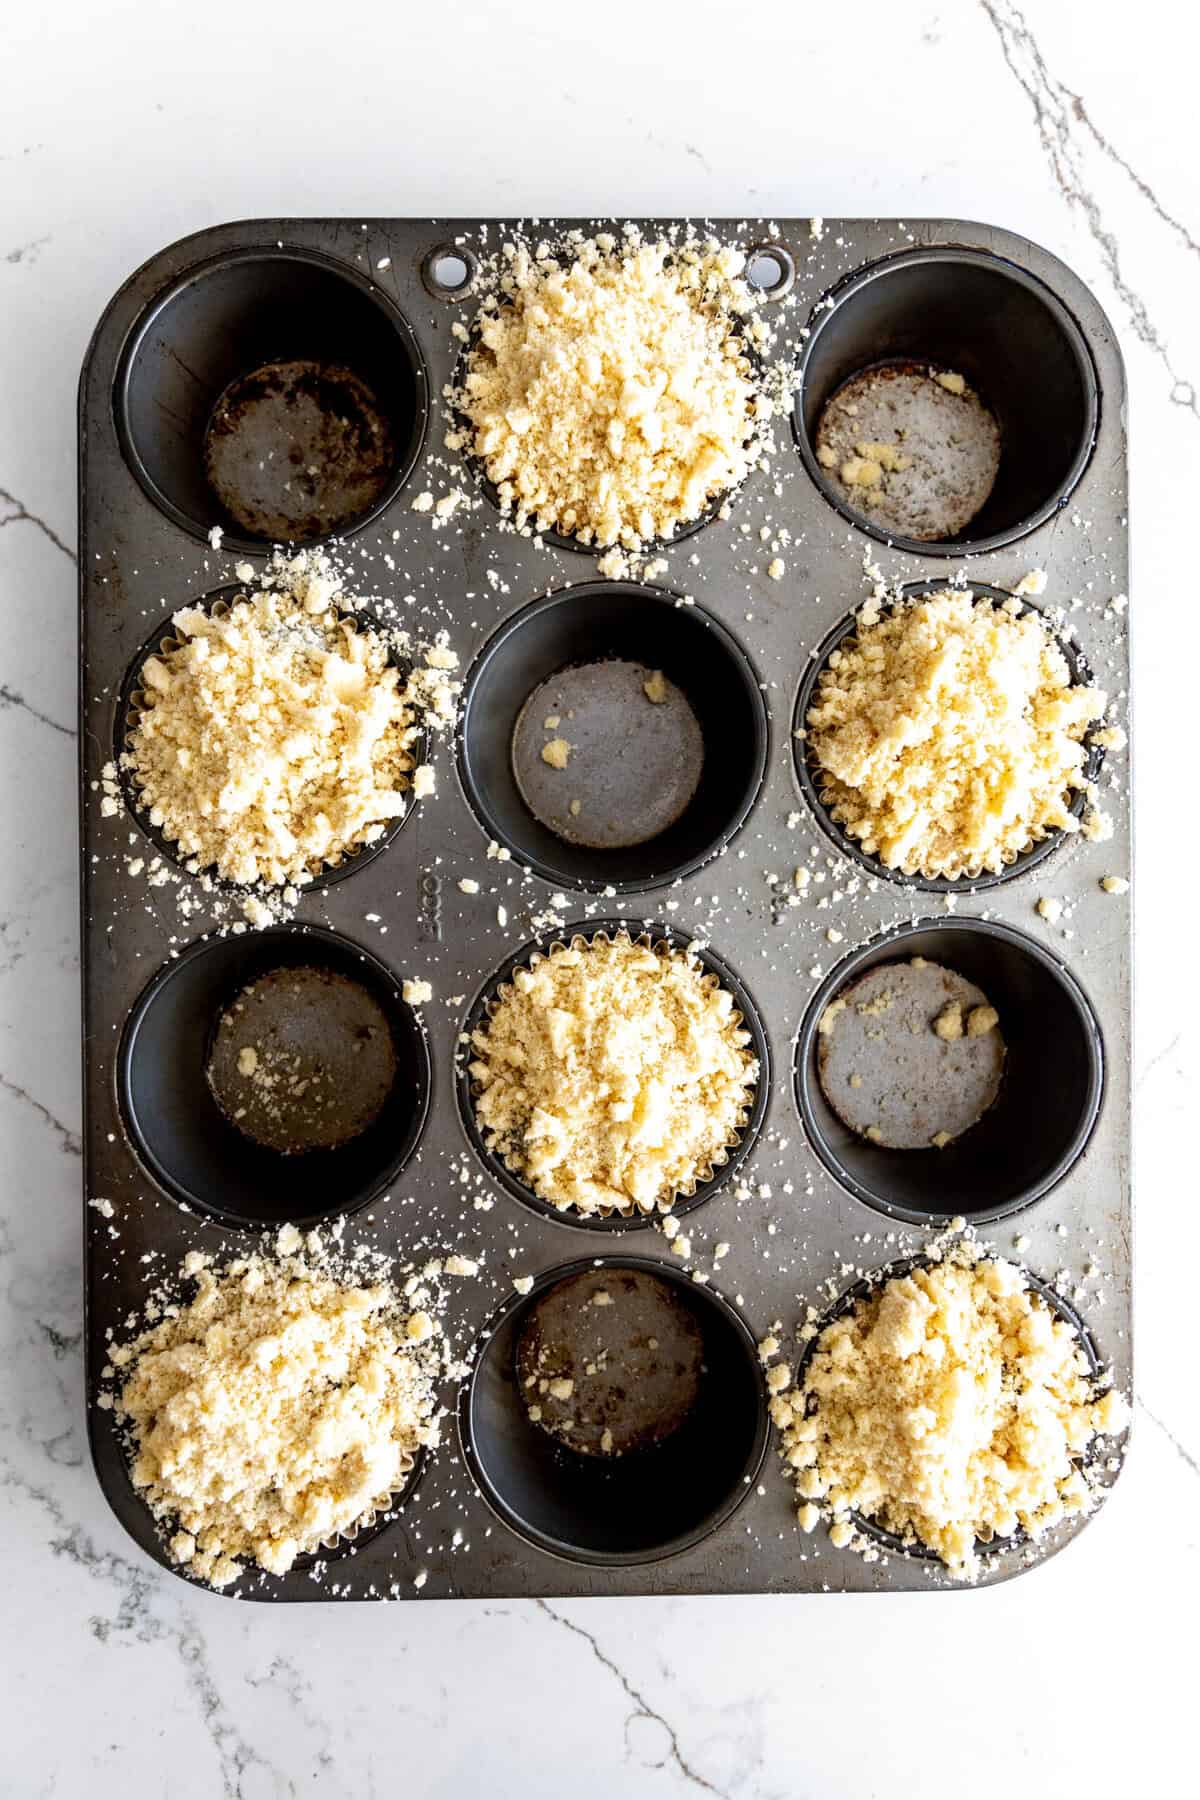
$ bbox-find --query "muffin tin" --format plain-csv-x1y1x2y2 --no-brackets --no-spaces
79,217,1132,1599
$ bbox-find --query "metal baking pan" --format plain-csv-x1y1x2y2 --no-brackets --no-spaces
78,216,1131,1598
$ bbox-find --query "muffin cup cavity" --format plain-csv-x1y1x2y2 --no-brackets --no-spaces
115,585,425,890
116,247,428,552
792,579,1104,893
118,925,431,1229
456,921,771,1231
458,583,768,892
792,1254,1103,1564
793,246,1099,554
460,1256,769,1565
794,918,1104,1226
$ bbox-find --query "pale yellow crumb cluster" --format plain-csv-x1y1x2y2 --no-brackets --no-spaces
110,1253,441,1587
933,1000,999,1041
541,737,572,769
457,232,780,550
469,932,758,1216
122,553,458,888
806,589,1106,878
774,1251,1129,1580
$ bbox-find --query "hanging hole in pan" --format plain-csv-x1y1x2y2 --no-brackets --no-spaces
422,243,477,300
745,242,794,300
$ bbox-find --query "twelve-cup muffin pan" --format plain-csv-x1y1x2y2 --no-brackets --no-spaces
78,217,1132,1599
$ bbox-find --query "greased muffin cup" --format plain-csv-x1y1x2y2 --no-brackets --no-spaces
115,584,427,891
460,1256,769,1565
116,245,428,553
456,920,771,1231
457,582,769,893
792,244,1099,555
794,918,1104,1226
118,924,432,1229
791,578,1106,893
80,216,1130,1601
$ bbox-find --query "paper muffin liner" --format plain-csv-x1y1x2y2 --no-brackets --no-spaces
288,1445,428,1573
797,584,1107,891
117,586,425,893
467,924,765,1222
787,1252,1118,1569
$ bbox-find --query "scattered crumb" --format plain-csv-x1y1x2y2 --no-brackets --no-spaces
541,737,572,770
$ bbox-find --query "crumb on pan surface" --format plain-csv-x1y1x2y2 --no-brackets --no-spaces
455,231,789,551
773,1245,1129,1580
121,550,458,888
107,1250,441,1588
805,588,1106,879
468,931,758,1216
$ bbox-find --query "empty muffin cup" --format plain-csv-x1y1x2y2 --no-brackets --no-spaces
793,246,1098,554
458,583,768,891
457,920,771,1231
793,1254,1102,1565
119,924,431,1228
116,247,427,552
794,919,1104,1226
460,1257,769,1565
115,585,425,889
792,579,1104,893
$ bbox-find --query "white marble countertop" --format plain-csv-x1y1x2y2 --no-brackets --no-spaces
1,1,1194,1793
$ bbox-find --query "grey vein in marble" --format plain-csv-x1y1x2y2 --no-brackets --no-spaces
535,1599,731,1798
982,0,1200,416
0,481,76,562
0,1069,82,1157
1138,1399,1200,1481
1,1452,293,1798
0,681,75,738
